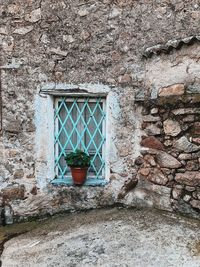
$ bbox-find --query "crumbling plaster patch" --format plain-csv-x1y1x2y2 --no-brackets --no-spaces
145,43,200,93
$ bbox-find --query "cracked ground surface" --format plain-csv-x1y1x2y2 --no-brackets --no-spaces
1,208,200,267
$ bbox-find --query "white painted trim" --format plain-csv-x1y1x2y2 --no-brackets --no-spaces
40,83,112,93
34,83,120,188
104,97,110,181
34,94,54,189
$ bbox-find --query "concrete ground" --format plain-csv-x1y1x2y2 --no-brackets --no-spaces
1,208,200,267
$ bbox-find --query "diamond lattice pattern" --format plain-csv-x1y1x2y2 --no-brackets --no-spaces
54,97,106,179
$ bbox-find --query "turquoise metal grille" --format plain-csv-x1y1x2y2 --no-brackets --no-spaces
54,97,106,180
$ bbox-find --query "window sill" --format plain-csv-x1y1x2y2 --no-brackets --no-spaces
51,177,108,186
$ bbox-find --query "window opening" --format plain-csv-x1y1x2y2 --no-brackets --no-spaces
54,96,106,180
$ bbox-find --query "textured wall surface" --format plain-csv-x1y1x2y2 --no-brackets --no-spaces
0,0,200,223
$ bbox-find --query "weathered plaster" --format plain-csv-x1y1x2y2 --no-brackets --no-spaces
145,44,200,93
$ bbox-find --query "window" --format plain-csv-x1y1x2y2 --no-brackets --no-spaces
54,96,107,185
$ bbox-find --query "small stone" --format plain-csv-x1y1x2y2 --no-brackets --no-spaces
30,186,37,195
144,124,161,135
118,175,138,199
2,185,25,200
4,205,14,225
112,65,126,75
192,191,197,199
8,149,19,157
138,168,150,176
48,47,68,57
161,168,172,175
172,188,182,200
192,138,200,145
168,174,174,181
7,4,20,14
120,173,128,177
190,199,200,210
141,136,164,150
151,108,158,114
135,90,146,101
185,160,199,171
0,27,8,35
158,84,185,97
185,186,196,192
63,35,75,43
13,26,34,35
183,195,191,202
175,184,184,190
118,143,132,157
144,154,156,166
5,164,14,173
110,174,116,180
111,51,121,61
164,140,172,147
183,115,195,122
118,74,131,84
172,108,200,115
80,30,90,40
120,45,129,53
109,8,121,19
175,171,200,186
5,120,22,134
177,168,186,173
193,122,200,135
180,160,186,166
186,84,200,94
173,136,199,153
163,119,181,136
1,58,21,69
191,10,200,19
192,151,200,159
143,115,160,122
178,153,192,160
106,78,116,84
54,72,63,80
2,36,14,52
40,34,50,44
134,156,144,165
25,8,41,22
147,168,168,185
156,151,182,169
14,169,24,179
78,9,89,17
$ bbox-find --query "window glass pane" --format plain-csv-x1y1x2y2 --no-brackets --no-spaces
85,102,103,175
58,101,78,175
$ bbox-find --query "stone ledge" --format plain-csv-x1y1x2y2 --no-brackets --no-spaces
51,177,108,186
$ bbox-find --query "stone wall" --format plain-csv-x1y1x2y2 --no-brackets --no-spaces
0,0,200,223
135,86,200,218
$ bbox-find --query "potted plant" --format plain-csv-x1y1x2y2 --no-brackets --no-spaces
65,149,91,185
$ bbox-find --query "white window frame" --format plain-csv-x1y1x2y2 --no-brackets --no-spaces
35,83,119,188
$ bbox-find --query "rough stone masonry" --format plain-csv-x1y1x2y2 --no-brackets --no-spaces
0,0,200,223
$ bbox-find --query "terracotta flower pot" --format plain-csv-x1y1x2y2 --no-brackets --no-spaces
70,167,88,185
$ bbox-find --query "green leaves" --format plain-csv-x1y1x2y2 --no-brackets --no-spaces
65,149,91,168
